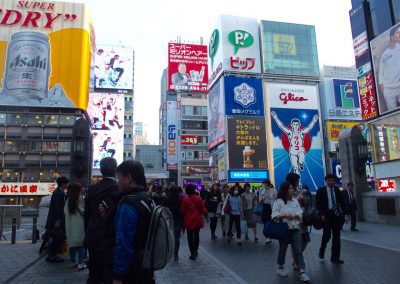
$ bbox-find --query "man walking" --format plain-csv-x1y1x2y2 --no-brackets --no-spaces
84,157,118,283
316,174,348,264
342,182,358,231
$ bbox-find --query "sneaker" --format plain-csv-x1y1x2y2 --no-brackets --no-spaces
299,272,310,282
254,237,259,243
276,267,288,277
331,258,344,264
351,228,359,232
77,264,87,271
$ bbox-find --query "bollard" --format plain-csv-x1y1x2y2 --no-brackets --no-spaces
11,217,17,244
32,217,37,244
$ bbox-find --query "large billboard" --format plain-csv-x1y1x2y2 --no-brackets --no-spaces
224,76,264,116
371,124,400,163
260,21,319,77
94,45,134,92
371,22,400,115
349,4,378,120
326,121,360,151
168,43,208,92
267,83,324,192
208,79,225,150
91,93,124,169
208,15,261,87
0,0,94,110
166,101,178,170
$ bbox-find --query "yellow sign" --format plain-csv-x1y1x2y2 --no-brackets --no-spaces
0,0,94,110
273,34,296,55
327,121,360,141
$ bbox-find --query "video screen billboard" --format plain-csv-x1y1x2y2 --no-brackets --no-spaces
91,93,124,169
349,4,378,120
227,116,267,170
94,45,133,92
371,124,400,163
0,0,93,110
208,79,225,150
267,82,324,192
168,43,208,92
371,22,400,115
224,76,264,116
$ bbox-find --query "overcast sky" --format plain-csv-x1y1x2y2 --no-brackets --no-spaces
66,0,355,144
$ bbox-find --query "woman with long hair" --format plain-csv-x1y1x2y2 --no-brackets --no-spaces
164,185,184,261
259,179,277,244
223,185,243,246
180,184,209,260
241,183,258,242
64,182,86,270
205,183,222,240
272,182,310,282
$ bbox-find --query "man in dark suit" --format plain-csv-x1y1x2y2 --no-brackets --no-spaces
171,62,191,89
45,176,69,262
316,174,349,264
84,157,119,283
342,182,358,231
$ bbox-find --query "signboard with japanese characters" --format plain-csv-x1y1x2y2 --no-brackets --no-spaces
224,76,264,116
0,182,57,195
167,101,178,169
371,124,400,163
226,116,267,171
323,65,358,79
326,121,360,151
349,4,378,120
208,15,261,87
181,135,198,145
208,79,226,150
320,78,362,121
168,43,208,92
378,179,396,192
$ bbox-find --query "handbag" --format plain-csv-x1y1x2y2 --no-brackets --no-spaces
263,220,289,240
240,219,248,235
253,203,263,216
223,196,232,214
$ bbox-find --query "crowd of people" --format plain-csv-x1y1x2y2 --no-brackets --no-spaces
43,157,356,284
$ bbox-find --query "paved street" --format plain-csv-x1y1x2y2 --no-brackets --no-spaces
5,221,400,284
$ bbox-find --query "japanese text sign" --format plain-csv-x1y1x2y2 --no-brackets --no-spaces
0,182,57,195
181,135,198,145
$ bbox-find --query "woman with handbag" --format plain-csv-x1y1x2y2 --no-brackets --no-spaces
64,183,87,270
259,179,277,244
271,182,310,282
222,186,242,245
241,183,258,242
205,183,222,240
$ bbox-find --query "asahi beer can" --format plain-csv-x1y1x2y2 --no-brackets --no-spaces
2,32,50,100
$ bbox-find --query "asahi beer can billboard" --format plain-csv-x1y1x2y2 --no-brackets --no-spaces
0,0,94,110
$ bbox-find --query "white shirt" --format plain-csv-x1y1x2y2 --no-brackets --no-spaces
271,198,303,230
259,187,277,205
378,45,400,89
326,187,337,210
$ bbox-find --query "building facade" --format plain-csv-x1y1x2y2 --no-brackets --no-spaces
135,145,168,184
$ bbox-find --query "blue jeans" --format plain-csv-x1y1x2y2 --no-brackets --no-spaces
174,221,182,257
277,229,305,270
69,246,84,265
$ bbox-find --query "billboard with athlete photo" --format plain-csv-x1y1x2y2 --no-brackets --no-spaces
94,45,134,91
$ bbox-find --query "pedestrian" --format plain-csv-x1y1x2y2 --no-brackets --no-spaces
259,179,277,244
45,176,69,263
106,160,155,283
301,184,312,210
316,174,349,264
180,184,209,260
64,183,86,270
205,183,222,240
163,185,184,261
272,182,311,282
220,184,230,237
341,182,358,231
84,157,118,283
223,186,243,246
241,183,258,242
151,185,166,206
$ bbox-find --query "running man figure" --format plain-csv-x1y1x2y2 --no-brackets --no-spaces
271,111,319,174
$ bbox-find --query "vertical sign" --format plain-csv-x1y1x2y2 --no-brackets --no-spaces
167,101,178,169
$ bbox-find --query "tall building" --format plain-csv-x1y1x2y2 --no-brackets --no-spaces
135,145,168,184
160,42,210,187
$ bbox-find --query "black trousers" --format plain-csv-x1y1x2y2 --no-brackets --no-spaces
187,228,200,255
210,217,218,235
320,211,342,260
228,214,241,239
87,250,105,283
350,209,357,230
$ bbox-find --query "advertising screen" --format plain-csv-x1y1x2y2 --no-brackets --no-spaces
378,179,396,192
371,124,400,163
94,45,134,92
371,22,400,115
227,116,267,170
267,83,324,192
224,76,264,116
91,93,124,169
208,79,225,150
349,4,378,120
181,135,198,145
0,0,94,110
260,21,319,77
326,121,360,151
208,15,261,87
168,43,208,92
166,101,178,170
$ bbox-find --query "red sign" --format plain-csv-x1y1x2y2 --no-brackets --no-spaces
378,179,395,192
168,43,208,92
0,182,57,195
181,135,198,145
279,92,309,105
358,71,378,120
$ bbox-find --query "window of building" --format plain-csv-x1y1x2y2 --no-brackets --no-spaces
26,141,41,152
1,169,20,182
23,168,40,181
0,113,6,124
58,142,71,152
44,115,59,125
27,114,44,125
125,95,133,102
42,141,58,152
4,140,23,152
6,114,27,125
181,120,207,130
59,115,75,126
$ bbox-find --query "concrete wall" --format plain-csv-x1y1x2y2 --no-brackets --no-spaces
362,192,400,225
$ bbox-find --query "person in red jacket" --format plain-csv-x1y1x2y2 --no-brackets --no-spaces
180,184,209,260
